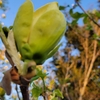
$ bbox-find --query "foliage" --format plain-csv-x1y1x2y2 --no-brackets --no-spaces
30,66,63,100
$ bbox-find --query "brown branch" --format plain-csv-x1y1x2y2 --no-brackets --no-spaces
75,0,100,27
20,85,29,100
84,38,89,75
62,84,72,100
15,85,21,100
5,51,31,100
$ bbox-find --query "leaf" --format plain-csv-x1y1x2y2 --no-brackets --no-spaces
95,10,100,18
0,70,11,95
71,19,78,26
30,75,40,83
53,89,63,99
32,83,42,98
59,6,66,10
86,25,92,30
93,34,98,39
69,9,85,19
97,41,100,45
51,97,58,100
2,26,9,37
36,68,47,79
0,87,5,97
73,12,84,18
83,15,88,24
7,30,22,74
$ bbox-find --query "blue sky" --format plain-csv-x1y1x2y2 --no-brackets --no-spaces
0,0,98,27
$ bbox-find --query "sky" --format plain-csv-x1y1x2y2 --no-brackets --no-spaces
0,0,98,27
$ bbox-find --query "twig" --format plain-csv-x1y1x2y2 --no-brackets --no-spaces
62,84,72,100
75,0,100,27
65,88,71,100
15,85,21,100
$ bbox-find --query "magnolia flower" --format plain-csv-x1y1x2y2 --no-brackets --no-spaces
13,0,66,64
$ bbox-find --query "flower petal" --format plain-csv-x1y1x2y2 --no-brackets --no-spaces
46,43,62,59
29,10,66,58
13,0,34,54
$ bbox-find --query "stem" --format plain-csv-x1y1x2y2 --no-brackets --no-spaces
75,0,100,27
20,85,29,100
42,78,46,92
42,78,48,100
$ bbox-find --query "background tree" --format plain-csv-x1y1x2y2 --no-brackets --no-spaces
51,0,100,100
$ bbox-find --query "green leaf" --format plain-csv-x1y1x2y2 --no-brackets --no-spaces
0,87,5,97
97,41,100,45
86,25,92,30
73,12,84,18
51,97,58,100
30,75,40,83
32,83,42,98
36,68,47,79
69,9,85,19
93,34,98,39
69,9,73,16
53,89,63,99
2,26,9,37
71,19,78,26
59,6,66,10
83,15,88,24
95,10,100,18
